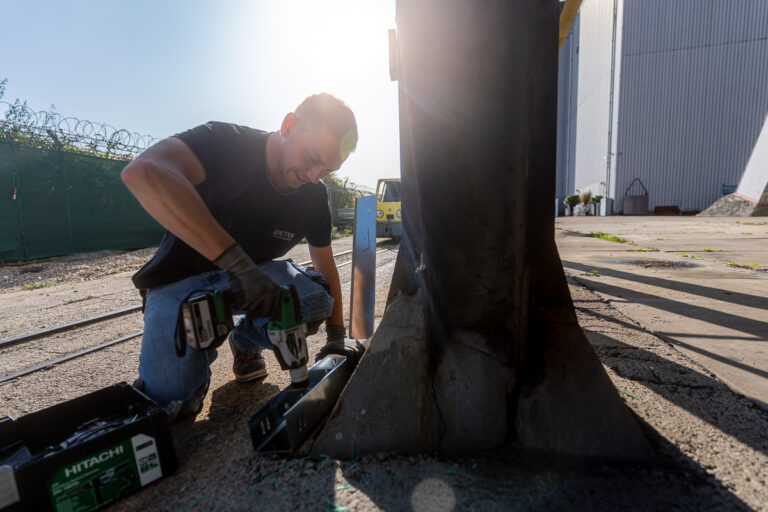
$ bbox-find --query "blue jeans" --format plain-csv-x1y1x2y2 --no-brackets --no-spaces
138,260,333,409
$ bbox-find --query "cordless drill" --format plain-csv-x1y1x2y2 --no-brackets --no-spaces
180,285,309,388
266,286,309,388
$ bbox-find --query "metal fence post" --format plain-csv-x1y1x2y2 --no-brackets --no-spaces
8,141,29,259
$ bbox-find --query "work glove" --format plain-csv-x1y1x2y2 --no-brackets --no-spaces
316,324,365,367
213,243,280,318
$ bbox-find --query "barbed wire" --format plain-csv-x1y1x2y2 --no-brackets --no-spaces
0,100,156,159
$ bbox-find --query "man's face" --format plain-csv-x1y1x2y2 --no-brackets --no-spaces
276,122,344,192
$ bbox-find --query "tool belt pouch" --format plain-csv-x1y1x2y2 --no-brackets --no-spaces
175,290,234,357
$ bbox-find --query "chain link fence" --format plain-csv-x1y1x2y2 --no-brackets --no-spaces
0,96,372,260
0,102,163,261
325,181,374,232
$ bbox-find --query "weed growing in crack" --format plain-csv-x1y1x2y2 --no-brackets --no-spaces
24,282,52,290
726,261,762,270
588,232,629,244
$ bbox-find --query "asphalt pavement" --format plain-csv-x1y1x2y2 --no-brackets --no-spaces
555,216,768,411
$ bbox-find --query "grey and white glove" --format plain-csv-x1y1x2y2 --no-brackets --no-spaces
316,324,365,367
214,243,280,318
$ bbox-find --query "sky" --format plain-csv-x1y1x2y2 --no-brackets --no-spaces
0,0,400,190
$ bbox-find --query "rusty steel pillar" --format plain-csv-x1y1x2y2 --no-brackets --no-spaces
314,0,652,461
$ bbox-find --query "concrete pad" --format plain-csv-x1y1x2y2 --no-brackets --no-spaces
555,216,768,410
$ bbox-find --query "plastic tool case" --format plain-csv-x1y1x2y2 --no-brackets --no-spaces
0,382,177,511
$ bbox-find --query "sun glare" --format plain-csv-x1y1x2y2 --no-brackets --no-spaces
236,0,399,188
279,1,389,93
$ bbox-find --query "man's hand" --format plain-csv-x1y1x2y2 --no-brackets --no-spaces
316,324,365,367
214,244,280,318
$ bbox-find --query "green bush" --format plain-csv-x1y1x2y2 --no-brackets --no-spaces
564,194,580,208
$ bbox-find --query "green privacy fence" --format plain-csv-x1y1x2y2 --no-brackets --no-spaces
0,140,164,261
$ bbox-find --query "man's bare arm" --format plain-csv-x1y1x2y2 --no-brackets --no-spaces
121,138,234,261
308,243,344,328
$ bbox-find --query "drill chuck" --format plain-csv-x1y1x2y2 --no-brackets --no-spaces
289,368,309,388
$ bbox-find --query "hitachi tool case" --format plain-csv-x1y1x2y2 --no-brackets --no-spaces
0,382,177,511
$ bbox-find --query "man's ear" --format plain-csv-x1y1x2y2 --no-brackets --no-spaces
280,113,299,137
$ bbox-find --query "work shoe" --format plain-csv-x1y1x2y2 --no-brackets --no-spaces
229,338,268,382
174,379,210,422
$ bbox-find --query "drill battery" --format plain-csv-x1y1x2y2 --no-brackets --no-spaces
180,290,234,351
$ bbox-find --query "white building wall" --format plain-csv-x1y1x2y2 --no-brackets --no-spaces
556,16,580,205
572,0,621,199
737,114,768,205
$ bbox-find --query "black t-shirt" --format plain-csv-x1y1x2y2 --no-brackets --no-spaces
132,122,332,290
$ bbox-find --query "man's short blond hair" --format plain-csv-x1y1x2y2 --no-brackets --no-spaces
296,93,358,161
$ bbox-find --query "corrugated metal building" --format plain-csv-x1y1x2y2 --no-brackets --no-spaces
557,0,768,214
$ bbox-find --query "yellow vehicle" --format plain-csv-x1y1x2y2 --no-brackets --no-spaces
375,178,402,240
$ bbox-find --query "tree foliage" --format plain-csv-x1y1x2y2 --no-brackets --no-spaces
323,173,369,229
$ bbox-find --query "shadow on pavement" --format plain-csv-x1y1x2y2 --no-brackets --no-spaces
577,292,768,384
331,439,752,511
171,379,281,465
562,260,768,341
583,325,768,459
560,260,768,312
662,335,768,385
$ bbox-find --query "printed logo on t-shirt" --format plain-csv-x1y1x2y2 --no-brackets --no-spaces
272,229,295,242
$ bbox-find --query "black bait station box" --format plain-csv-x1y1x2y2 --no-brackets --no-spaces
0,382,177,511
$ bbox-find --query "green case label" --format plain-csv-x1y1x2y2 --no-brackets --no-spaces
48,434,161,512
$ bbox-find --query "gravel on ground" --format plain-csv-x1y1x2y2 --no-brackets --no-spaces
1,241,766,511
